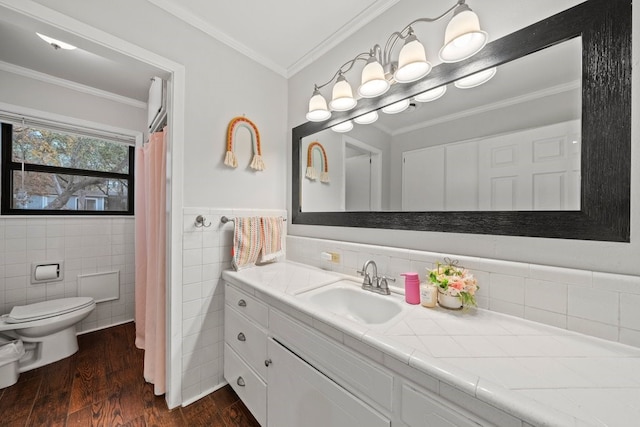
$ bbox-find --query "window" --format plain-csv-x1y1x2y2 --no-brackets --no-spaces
1,122,134,215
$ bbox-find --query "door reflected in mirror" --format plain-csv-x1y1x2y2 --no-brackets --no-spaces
300,37,581,213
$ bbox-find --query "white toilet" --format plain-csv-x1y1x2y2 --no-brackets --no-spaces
0,297,96,372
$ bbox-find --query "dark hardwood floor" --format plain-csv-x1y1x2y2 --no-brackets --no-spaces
0,322,259,427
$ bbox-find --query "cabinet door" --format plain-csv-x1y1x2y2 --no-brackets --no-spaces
267,338,390,427
402,384,480,427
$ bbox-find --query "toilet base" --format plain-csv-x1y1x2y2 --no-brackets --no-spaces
17,326,79,372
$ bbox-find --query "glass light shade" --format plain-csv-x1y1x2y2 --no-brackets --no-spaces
329,75,357,111
382,99,410,114
439,7,488,62
331,120,353,133
414,85,447,102
394,36,431,83
358,58,390,98
454,67,497,89
36,32,77,50
353,111,379,125
306,91,331,122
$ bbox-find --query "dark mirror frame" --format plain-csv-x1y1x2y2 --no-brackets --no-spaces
292,0,631,242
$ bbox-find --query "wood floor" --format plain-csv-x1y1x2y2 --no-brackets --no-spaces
0,322,260,427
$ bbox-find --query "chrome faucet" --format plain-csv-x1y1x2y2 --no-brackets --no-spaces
357,260,395,295
358,259,378,290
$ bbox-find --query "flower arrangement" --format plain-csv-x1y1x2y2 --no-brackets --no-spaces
428,258,479,307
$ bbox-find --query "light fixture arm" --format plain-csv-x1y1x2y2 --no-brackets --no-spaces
313,52,370,90
382,0,465,65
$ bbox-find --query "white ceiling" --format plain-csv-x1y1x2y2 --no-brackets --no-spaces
0,6,166,104
0,0,399,105
147,0,401,77
0,0,580,132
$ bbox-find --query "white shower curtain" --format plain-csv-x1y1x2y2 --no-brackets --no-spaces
134,127,167,395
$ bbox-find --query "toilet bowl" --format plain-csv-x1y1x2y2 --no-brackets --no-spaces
0,297,96,372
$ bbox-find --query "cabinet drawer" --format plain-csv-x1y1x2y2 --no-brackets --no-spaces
269,309,393,412
224,344,266,427
401,384,479,427
225,305,268,379
225,282,268,326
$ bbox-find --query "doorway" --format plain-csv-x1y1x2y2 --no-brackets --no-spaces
343,136,382,211
0,1,186,409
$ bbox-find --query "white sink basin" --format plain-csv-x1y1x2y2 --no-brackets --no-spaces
298,280,404,325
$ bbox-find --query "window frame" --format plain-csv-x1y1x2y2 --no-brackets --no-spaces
1,122,135,216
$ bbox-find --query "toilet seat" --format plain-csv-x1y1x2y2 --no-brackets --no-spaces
4,297,95,324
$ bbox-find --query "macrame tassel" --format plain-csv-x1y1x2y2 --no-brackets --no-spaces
250,154,265,171
320,171,330,183
224,151,238,168
306,166,317,180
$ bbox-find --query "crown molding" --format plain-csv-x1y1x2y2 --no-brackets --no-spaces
286,0,401,77
392,80,581,136
0,60,147,109
146,0,287,77
146,0,400,78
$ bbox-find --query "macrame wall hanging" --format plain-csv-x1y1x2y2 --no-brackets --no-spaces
305,141,329,183
224,116,265,171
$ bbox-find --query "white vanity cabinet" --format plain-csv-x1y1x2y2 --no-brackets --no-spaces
223,283,268,426
224,282,391,427
267,338,390,427
401,384,481,427
224,281,485,427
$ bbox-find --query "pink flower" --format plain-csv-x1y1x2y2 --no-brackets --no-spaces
449,281,464,290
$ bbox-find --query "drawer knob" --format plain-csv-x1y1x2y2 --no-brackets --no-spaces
238,299,247,307
237,376,245,387
264,359,272,367
237,332,246,342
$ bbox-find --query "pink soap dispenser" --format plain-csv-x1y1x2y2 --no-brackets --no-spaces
401,272,421,304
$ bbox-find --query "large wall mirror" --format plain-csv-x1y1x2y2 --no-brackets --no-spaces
292,0,631,242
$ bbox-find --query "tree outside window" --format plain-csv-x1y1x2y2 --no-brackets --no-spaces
1,122,134,215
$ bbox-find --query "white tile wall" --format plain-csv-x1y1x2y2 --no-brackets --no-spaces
180,208,286,404
0,216,135,332
287,235,640,348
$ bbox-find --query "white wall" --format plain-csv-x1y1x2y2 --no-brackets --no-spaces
287,0,640,276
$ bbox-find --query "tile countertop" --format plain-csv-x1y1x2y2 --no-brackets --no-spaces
222,261,640,427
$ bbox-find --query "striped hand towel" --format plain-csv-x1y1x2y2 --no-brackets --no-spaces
260,216,284,263
232,217,262,270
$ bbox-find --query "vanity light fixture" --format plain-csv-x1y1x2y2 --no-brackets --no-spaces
305,0,488,122
331,120,354,133
454,67,497,89
358,56,390,98
414,85,447,102
306,88,332,121
353,111,379,125
382,99,411,114
329,74,357,111
36,32,77,50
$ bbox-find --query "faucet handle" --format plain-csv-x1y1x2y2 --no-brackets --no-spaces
376,275,393,295
378,275,395,286
357,270,373,288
